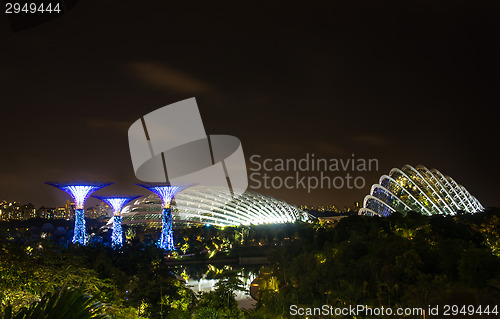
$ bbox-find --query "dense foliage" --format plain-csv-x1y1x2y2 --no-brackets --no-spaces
1,207,499,318
258,208,500,318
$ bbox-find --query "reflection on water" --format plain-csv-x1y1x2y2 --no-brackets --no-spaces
172,264,259,309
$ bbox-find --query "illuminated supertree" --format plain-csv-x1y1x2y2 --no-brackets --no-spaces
92,195,142,249
136,183,192,251
45,182,112,245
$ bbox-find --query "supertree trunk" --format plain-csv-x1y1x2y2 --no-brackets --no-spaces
111,216,123,249
159,206,174,251
72,208,87,245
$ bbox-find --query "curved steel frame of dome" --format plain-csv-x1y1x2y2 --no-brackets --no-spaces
359,165,483,217
120,186,308,227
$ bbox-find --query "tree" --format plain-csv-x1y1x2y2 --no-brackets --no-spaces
2,287,108,319
195,271,246,318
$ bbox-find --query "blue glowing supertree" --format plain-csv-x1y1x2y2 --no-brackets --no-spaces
45,182,112,245
136,183,192,251
92,195,142,249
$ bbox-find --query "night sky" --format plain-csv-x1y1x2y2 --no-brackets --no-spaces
0,0,499,209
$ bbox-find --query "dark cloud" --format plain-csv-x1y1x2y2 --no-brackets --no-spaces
352,135,389,148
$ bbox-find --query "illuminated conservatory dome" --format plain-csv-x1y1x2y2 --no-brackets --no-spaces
120,186,309,227
359,165,483,217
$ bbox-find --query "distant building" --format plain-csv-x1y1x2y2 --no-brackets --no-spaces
56,207,66,218
65,200,75,219
86,203,111,219
0,201,36,221
121,186,310,228
359,165,483,216
0,199,110,222
36,207,56,219
299,204,338,212
317,215,348,224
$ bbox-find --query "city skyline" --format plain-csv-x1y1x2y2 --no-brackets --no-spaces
1,1,499,209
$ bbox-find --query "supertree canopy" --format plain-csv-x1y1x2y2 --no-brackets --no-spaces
137,183,192,251
92,195,142,249
45,182,112,245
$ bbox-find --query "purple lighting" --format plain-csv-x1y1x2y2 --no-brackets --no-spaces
93,195,142,249
45,182,112,245
136,183,193,251
93,196,142,215
137,184,191,208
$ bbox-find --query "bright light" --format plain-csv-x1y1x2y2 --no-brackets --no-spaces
46,182,112,209
111,216,123,249
73,208,86,245
93,196,141,216
122,186,306,227
137,183,193,251
63,186,97,209
93,196,141,249
137,184,192,208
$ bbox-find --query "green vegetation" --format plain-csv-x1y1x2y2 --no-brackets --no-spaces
2,288,108,319
1,207,500,318
257,208,500,318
